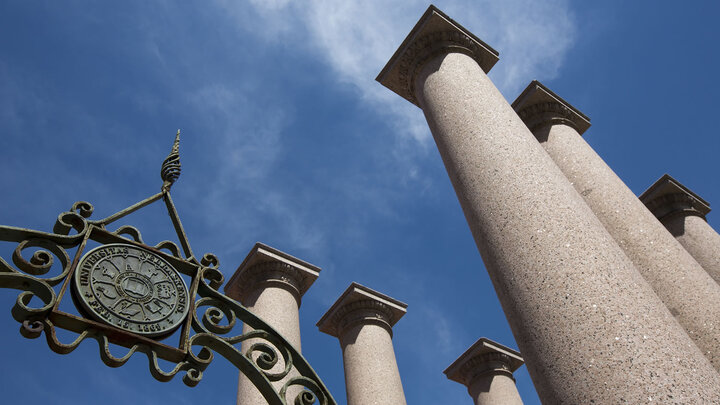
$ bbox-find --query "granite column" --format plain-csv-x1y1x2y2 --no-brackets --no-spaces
444,338,524,405
377,6,720,403
317,283,408,405
224,243,320,405
513,81,720,369
641,174,720,283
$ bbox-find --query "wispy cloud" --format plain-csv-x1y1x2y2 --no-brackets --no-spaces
198,1,576,282
216,0,576,145
170,1,578,266
179,81,331,268
189,83,287,182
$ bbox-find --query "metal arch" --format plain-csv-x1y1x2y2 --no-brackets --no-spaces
0,133,337,405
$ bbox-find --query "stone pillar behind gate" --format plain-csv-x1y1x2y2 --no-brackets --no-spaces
444,338,524,405
225,242,320,405
512,81,720,369
641,174,720,284
376,5,720,403
317,282,408,405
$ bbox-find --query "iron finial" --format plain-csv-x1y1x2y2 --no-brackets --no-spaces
161,130,181,191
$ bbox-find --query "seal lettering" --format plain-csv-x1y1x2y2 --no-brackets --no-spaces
72,243,190,337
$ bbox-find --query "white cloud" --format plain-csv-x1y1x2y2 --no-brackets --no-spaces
197,1,576,266
142,0,577,285
216,0,576,144
182,82,330,265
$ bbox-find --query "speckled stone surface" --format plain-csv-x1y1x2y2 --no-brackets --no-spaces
444,338,524,405
640,174,720,285
224,242,320,405
665,215,720,281
377,6,720,403
514,82,720,370
469,372,523,405
317,283,408,405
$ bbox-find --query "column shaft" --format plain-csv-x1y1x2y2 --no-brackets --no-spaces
639,175,720,284
469,373,523,405
224,243,320,405
317,283,408,405
445,338,525,405
664,214,720,281
237,285,302,405
413,51,720,402
524,116,720,368
340,322,406,405
242,285,302,348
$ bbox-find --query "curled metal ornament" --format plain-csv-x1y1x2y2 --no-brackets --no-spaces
161,130,182,191
295,391,318,405
0,176,337,404
188,266,336,403
281,376,328,405
0,236,72,323
11,238,70,283
71,201,94,218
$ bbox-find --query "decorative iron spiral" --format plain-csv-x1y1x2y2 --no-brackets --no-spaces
161,130,182,190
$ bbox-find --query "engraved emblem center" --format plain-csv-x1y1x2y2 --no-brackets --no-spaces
73,243,190,337
118,272,153,301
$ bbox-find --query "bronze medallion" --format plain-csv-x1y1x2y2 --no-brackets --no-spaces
73,243,189,337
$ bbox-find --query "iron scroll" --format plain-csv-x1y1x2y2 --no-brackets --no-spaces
0,133,337,405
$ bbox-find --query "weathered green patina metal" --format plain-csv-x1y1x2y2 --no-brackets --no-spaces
0,132,337,405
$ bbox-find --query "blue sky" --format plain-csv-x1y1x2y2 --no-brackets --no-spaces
1,1,719,404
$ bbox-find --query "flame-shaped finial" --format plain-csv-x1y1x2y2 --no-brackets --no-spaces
161,130,182,191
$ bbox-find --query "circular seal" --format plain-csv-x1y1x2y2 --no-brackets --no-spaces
72,243,189,337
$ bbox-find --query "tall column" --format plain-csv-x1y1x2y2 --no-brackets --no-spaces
376,5,720,403
512,80,720,369
224,242,320,405
641,174,720,283
444,338,524,405
317,282,408,405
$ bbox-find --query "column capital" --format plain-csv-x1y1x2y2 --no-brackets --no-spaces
640,174,711,221
223,242,320,306
376,5,498,107
512,80,591,135
317,282,407,338
444,338,524,387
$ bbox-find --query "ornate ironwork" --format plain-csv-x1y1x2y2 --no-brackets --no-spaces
0,133,337,405
161,130,182,192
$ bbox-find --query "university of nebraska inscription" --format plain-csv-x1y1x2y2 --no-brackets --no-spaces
73,243,190,337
